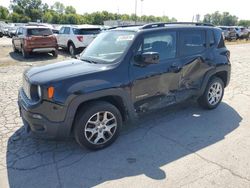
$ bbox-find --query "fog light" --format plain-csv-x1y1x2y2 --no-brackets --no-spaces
32,114,42,119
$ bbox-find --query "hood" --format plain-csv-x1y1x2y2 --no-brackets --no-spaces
25,59,111,84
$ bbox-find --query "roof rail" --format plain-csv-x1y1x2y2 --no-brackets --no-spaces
108,24,143,30
142,22,214,29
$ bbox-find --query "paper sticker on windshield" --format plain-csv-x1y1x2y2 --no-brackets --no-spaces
117,35,134,41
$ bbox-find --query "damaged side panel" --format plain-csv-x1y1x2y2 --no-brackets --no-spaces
131,56,213,113
179,57,212,90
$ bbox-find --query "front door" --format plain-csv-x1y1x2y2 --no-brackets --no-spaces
130,31,181,112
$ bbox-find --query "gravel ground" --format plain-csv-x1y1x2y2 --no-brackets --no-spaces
0,41,250,188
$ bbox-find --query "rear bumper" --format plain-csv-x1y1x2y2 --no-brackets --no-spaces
32,48,56,53
18,89,72,139
25,45,58,53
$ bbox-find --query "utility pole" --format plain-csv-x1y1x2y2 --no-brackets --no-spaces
135,0,137,24
141,0,144,17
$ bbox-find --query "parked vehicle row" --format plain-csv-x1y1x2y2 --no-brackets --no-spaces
218,26,250,41
9,24,103,58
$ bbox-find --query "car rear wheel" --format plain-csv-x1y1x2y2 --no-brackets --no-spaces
52,50,58,57
198,77,224,109
68,43,76,57
21,47,29,58
74,101,122,150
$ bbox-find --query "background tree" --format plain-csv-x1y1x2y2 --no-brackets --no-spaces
0,6,9,20
51,2,65,14
65,6,76,14
203,11,238,26
4,1,178,24
238,20,250,27
10,0,43,22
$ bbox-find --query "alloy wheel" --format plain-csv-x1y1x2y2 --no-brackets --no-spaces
84,111,117,145
207,82,223,106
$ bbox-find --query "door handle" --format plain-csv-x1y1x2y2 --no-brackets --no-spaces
170,65,182,73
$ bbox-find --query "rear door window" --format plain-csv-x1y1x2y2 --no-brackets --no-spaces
73,28,101,35
27,28,52,36
180,30,206,56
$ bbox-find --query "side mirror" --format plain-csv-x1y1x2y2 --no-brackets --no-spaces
134,52,160,66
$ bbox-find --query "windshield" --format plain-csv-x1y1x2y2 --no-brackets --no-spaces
80,31,135,63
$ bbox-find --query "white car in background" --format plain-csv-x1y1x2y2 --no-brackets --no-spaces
57,25,101,56
232,26,250,39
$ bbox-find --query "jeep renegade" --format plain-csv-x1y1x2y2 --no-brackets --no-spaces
18,22,231,150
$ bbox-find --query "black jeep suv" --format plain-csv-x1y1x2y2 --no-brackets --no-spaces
18,22,231,150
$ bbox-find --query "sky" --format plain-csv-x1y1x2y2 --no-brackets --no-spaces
1,0,250,21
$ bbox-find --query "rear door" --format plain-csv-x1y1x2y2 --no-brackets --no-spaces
176,29,212,98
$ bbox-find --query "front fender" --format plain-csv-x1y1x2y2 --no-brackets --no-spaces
64,88,136,132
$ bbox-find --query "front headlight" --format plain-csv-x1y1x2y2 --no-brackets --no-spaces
37,85,42,98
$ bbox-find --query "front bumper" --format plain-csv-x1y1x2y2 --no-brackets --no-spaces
18,89,72,139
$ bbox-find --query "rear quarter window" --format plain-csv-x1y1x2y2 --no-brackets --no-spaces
214,29,225,48
180,30,206,56
27,28,53,36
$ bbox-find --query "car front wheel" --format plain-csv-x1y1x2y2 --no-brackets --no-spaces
74,101,122,150
198,77,224,109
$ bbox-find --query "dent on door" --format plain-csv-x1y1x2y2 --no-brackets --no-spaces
178,57,212,90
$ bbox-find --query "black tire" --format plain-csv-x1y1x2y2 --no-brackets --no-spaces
198,77,224,110
68,43,76,57
74,101,122,150
21,46,29,58
52,50,58,57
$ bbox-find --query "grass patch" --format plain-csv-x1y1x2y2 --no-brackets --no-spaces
225,39,250,45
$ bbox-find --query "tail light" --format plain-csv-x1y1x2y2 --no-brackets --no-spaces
77,36,84,42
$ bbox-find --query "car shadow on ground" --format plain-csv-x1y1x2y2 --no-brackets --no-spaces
6,101,242,187
9,49,71,63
